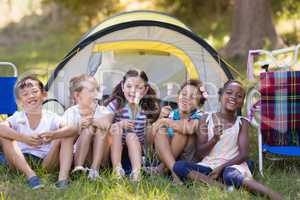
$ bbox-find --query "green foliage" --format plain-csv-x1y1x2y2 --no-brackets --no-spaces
154,0,232,31
153,0,233,50
43,0,121,22
271,0,300,19
0,28,81,78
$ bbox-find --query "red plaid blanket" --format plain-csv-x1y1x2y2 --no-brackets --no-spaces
260,71,300,146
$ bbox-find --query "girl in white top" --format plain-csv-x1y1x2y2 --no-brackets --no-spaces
61,74,112,182
173,80,283,200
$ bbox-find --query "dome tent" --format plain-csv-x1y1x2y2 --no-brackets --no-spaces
45,10,233,114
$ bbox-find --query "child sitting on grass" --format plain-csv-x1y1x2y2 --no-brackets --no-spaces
149,80,207,183
106,69,160,182
49,74,112,187
173,80,284,200
0,75,76,189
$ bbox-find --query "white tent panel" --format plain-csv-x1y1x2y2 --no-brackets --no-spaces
94,51,186,101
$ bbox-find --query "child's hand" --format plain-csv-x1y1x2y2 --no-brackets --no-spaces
154,118,171,129
80,116,93,130
167,120,180,131
39,132,55,144
21,134,42,147
209,165,224,180
159,106,172,118
92,117,111,131
119,120,135,130
181,120,198,135
213,124,223,142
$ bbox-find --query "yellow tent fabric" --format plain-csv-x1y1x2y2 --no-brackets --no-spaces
93,41,199,79
86,11,190,39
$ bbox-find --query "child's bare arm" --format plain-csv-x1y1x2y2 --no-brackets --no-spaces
40,125,78,143
195,118,221,160
151,118,198,135
171,119,199,135
209,119,250,179
217,118,249,168
0,122,42,146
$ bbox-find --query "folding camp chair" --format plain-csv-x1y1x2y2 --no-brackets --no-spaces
246,44,300,176
0,62,18,117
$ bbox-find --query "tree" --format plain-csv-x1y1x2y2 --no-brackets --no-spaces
220,0,285,58
43,0,121,26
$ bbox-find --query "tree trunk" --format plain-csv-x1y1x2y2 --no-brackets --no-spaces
220,0,285,58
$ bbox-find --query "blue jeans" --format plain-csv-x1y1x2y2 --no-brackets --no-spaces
173,160,253,188
121,147,132,175
0,152,8,165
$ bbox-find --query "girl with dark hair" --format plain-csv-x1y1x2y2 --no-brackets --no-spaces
148,79,208,183
106,69,160,181
172,80,283,200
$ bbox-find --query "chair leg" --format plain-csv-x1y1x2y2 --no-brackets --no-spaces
258,128,264,176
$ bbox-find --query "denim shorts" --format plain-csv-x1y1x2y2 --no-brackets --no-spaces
0,152,42,167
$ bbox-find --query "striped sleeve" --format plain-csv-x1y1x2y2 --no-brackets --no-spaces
106,100,118,114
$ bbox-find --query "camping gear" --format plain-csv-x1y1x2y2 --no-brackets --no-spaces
0,62,18,116
45,11,233,113
246,44,300,175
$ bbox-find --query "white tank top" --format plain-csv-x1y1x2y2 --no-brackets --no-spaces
197,113,252,178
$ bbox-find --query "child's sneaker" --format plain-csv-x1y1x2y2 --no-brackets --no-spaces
72,166,87,174
143,166,163,176
71,166,88,179
227,186,234,192
171,172,183,186
129,169,141,182
27,176,44,189
55,180,69,189
87,169,99,181
114,166,125,179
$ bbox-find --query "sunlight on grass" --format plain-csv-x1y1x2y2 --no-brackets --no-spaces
1,164,279,200
277,19,300,35
0,28,81,78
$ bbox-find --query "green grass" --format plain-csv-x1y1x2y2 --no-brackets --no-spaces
1,126,300,200
0,27,81,79
2,125,298,199
0,157,299,200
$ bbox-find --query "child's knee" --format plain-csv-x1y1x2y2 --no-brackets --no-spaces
126,132,138,140
0,137,11,145
94,129,108,140
110,124,122,136
154,131,168,142
85,127,95,134
61,136,76,146
222,167,244,188
51,139,61,148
